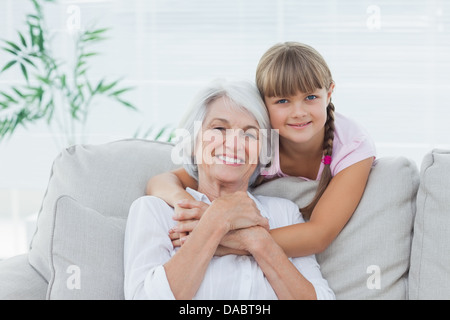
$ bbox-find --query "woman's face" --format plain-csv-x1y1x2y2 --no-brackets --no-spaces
195,96,260,187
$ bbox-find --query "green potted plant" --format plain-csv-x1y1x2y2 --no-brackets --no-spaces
0,0,136,147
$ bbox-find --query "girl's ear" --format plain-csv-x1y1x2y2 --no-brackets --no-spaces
327,82,335,103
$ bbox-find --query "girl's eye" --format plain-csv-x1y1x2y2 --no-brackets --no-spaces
306,95,317,101
276,99,289,104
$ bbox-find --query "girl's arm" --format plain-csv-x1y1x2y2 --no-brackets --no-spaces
269,157,374,257
163,158,373,258
146,167,198,206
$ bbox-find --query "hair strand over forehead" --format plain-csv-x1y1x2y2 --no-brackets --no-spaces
256,42,333,98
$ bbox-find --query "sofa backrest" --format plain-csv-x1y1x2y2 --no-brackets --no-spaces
409,149,450,299
28,139,420,299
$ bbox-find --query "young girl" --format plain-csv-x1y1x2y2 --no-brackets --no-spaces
146,42,376,257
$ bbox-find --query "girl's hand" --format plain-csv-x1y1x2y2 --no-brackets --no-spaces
169,226,191,247
173,198,209,222
169,199,209,247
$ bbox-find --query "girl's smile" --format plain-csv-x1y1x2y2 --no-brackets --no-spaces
287,121,313,129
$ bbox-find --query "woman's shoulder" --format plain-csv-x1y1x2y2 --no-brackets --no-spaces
131,195,171,208
129,196,173,221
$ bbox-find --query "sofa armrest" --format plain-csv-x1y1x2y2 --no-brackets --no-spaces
0,254,48,300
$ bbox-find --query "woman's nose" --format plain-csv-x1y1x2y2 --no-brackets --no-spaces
224,129,245,152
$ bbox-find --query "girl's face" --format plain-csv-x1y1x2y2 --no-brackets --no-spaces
264,85,334,148
195,96,260,187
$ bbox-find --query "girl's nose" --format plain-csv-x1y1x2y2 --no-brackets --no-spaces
290,102,308,118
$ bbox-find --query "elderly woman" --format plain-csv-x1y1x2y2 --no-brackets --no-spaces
123,79,335,300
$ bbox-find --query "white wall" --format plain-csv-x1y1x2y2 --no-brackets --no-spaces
1,0,449,259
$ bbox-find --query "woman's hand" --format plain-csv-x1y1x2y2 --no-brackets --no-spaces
209,191,269,232
169,191,269,248
219,226,269,253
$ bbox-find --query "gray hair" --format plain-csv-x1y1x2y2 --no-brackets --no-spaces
174,78,272,186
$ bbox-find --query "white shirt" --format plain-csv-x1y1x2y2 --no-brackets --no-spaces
124,188,335,300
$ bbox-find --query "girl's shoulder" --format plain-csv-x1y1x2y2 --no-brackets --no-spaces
333,112,373,145
330,112,376,176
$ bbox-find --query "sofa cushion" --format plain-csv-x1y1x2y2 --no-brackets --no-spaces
47,196,126,299
0,254,48,300
29,139,179,282
252,156,419,299
409,149,450,299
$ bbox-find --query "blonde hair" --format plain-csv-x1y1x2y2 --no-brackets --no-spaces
256,42,335,219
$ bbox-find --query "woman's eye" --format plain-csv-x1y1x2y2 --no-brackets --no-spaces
244,131,258,140
306,95,317,101
213,127,226,131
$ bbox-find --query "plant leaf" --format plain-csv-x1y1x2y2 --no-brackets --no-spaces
18,31,27,47
36,75,51,85
22,56,37,69
1,60,17,73
154,126,168,140
0,92,18,103
60,74,66,87
115,97,136,110
0,101,9,109
109,87,134,97
98,79,120,93
2,47,18,56
12,87,25,98
93,79,105,94
45,100,55,124
80,52,98,58
20,63,29,82
86,28,109,35
4,40,21,52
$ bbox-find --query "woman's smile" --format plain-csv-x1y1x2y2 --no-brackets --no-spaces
215,154,245,165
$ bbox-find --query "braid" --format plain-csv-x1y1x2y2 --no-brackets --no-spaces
323,102,335,156
301,101,336,220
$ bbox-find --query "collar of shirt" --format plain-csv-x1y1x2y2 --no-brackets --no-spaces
185,187,271,222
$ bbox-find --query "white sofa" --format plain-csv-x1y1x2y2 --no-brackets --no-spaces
0,139,449,300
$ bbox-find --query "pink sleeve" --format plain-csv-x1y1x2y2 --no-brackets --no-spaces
330,134,376,176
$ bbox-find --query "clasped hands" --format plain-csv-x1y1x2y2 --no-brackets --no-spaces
168,192,270,256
